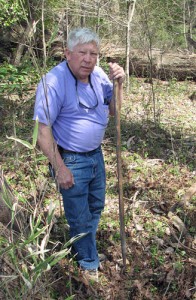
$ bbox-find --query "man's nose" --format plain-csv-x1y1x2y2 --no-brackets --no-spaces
84,52,92,62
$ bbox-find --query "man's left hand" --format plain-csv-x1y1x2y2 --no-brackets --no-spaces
108,62,125,85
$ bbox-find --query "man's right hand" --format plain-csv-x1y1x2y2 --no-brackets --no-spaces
56,164,75,190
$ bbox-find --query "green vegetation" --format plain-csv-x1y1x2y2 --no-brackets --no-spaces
0,0,196,298
1,67,195,299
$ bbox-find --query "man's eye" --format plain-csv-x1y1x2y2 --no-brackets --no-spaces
91,53,98,57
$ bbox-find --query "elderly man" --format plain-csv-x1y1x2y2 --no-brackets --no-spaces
33,27,125,281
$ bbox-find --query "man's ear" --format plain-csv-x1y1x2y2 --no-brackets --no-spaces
65,48,71,61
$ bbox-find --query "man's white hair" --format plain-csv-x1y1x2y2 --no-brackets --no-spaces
67,28,100,51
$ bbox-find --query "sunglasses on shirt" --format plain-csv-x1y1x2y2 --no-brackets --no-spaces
67,62,99,110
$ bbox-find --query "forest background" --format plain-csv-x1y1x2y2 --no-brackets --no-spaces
0,1,196,299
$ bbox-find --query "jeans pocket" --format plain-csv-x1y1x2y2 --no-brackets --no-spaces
62,153,76,165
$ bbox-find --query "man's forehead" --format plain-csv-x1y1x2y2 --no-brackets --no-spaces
74,42,99,49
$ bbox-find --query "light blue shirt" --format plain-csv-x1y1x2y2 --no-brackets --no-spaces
33,61,113,152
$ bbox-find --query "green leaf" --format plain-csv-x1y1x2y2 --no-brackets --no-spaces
8,76,16,82
22,225,48,246
65,296,75,300
0,68,9,76
64,233,88,248
33,248,70,274
35,155,47,162
6,136,34,149
32,117,39,147
47,205,55,224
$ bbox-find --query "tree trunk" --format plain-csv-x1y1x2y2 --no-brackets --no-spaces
125,0,137,92
13,20,35,66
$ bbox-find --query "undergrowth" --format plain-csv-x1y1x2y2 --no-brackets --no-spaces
0,67,196,299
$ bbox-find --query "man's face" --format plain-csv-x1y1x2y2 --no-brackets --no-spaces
65,42,99,83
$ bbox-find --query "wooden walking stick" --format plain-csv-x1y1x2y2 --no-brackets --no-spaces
113,79,126,268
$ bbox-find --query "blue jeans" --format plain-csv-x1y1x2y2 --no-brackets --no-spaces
60,146,106,270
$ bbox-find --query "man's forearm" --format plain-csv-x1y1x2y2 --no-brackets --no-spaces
37,123,64,172
37,123,74,189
